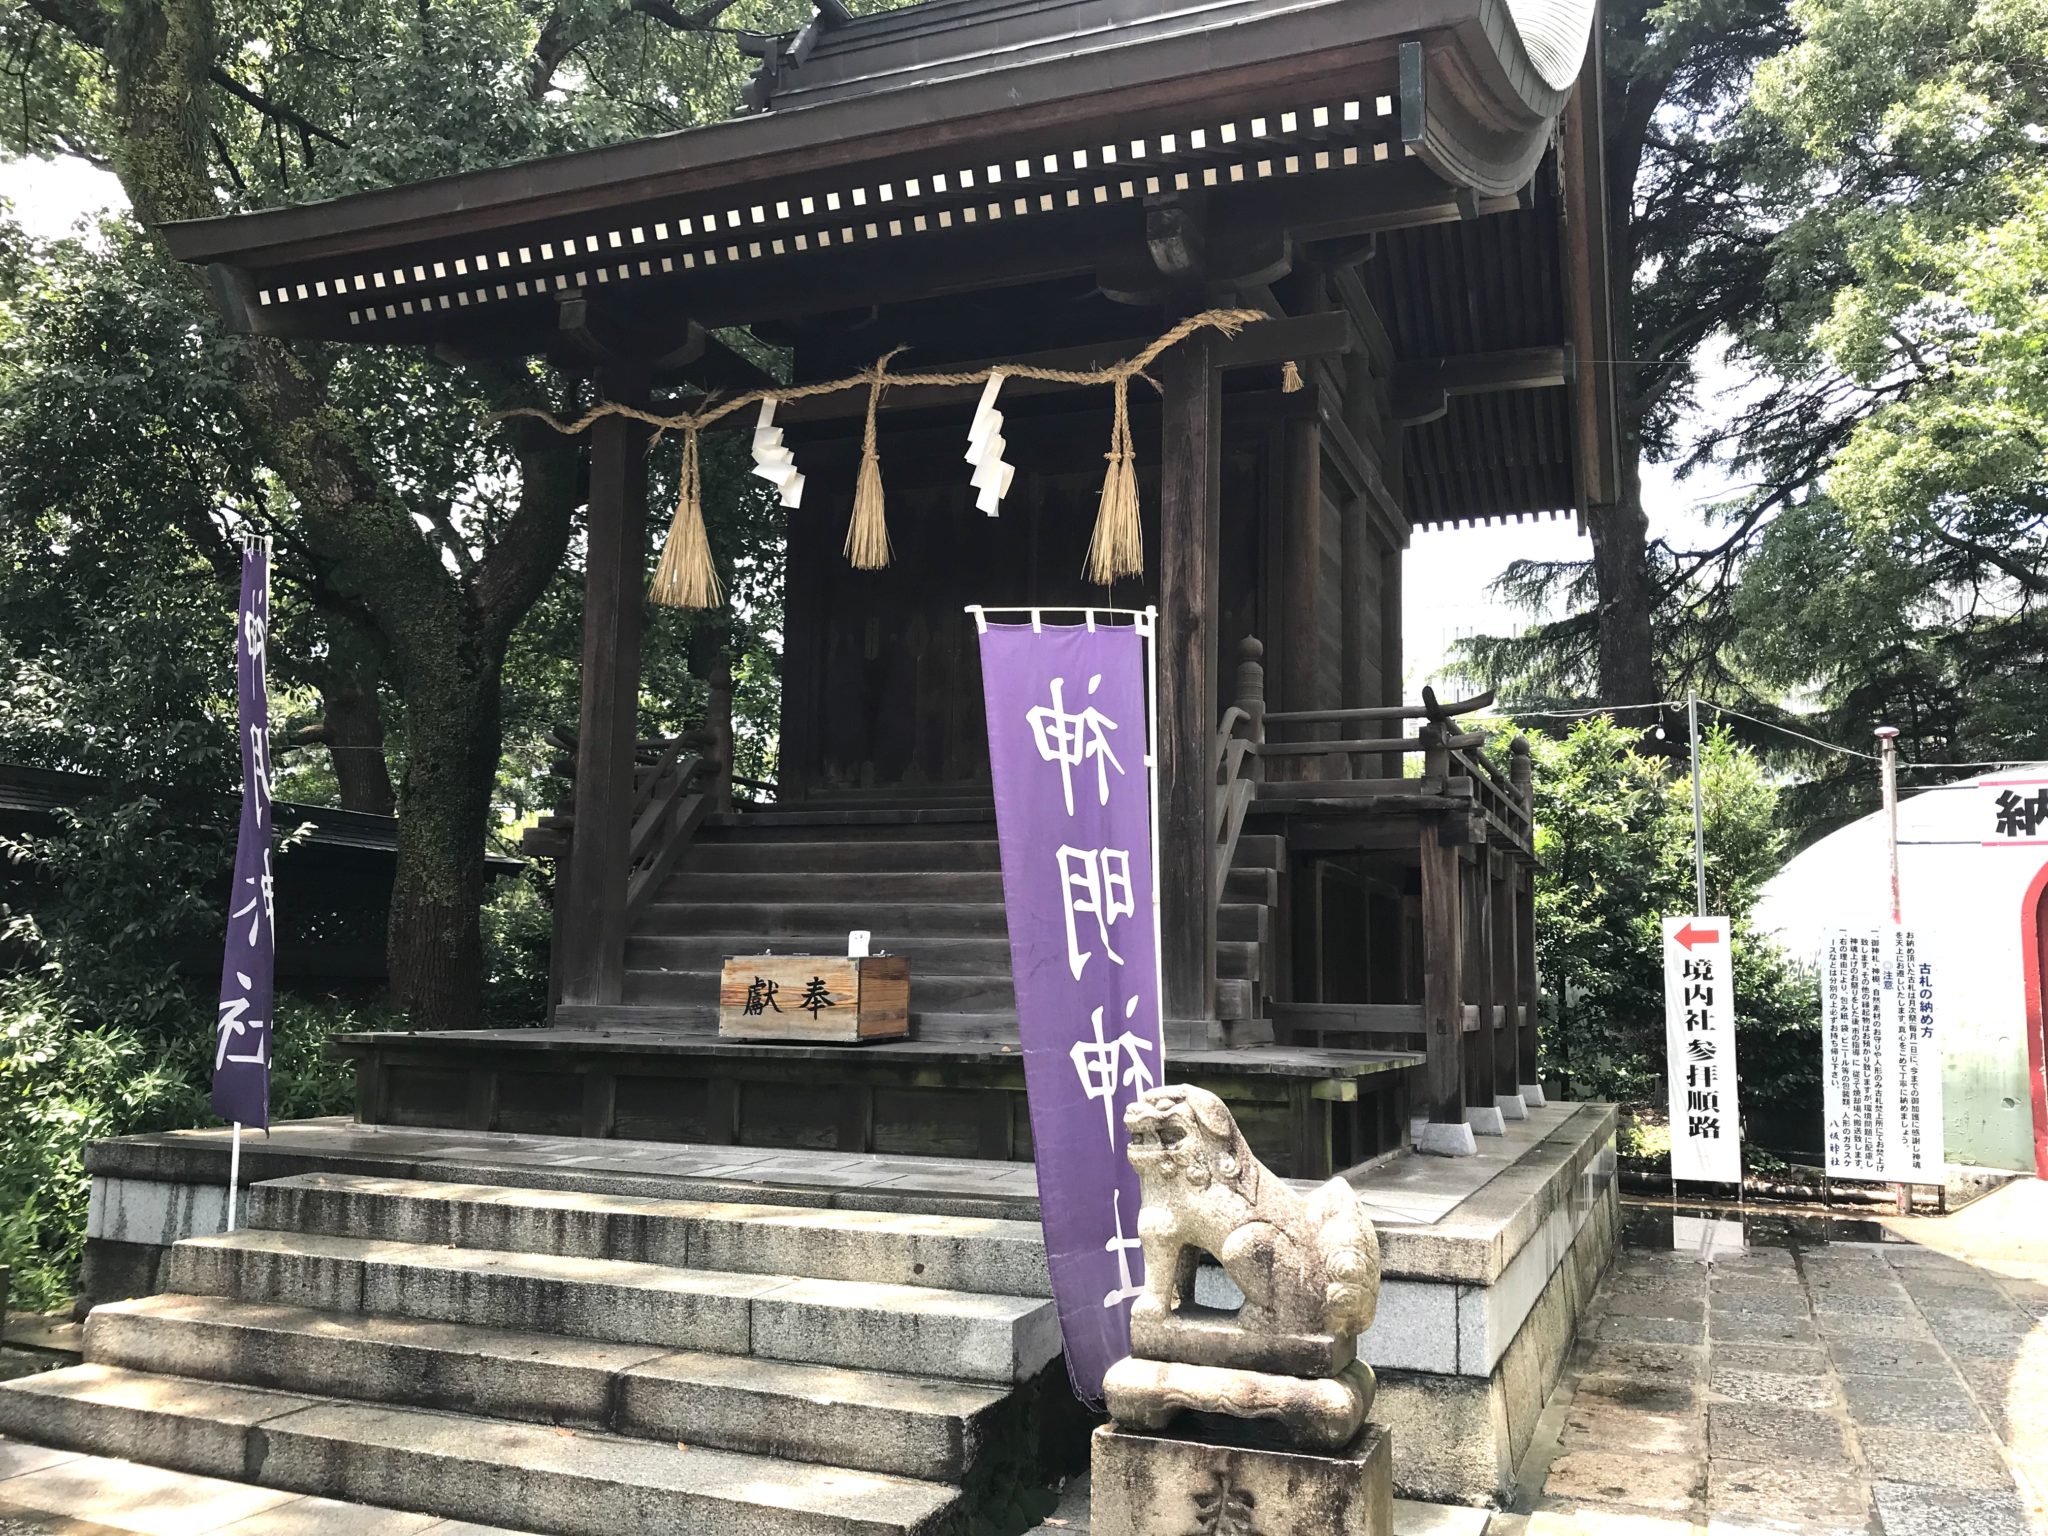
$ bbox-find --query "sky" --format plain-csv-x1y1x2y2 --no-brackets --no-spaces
0,151,1749,693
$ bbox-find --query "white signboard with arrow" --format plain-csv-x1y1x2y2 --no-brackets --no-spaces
1663,915,1741,1183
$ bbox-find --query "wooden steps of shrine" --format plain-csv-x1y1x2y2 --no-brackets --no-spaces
624,934,1267,980
608,818,1285,1028
0,1171,1069,1536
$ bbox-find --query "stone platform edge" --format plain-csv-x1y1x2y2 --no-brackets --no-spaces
1376,1104,1617,1287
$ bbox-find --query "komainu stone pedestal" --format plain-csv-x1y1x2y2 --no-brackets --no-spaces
1091,1422,1393,1536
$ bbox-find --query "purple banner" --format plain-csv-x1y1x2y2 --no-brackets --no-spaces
979,620,1164,1403
213,543,273,1129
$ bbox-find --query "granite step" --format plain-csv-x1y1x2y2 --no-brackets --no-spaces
242,1173,1053,1296
85,1294,1011,1481
0,1436,545,1536
164,1228,1061,1384
0,1365,959,1536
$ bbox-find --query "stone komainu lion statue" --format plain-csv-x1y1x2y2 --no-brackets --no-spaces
1124,1084,1380,1342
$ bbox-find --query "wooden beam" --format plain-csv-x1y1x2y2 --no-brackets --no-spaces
1419,820,1465,1125
1274,1001,1424,1035
1391,346,1571,424
556,371,650,1006
1157,325,1222,1027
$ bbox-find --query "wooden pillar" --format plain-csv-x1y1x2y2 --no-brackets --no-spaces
1419,819,1471,1149
1414,735,1475,1124
1379,535,1403,776
557,375,650,1006
1491,853,1523,1105
1518,865,1543,1101
1339,495,1368,716
1462,851,1500,1132
1158,328,1222,1026
1510,739,1543,1102
1279,416,1322,782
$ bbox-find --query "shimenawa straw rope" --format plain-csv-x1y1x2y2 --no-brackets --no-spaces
500,307,1277,609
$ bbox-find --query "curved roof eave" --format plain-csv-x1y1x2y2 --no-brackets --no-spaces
160,0,1600,274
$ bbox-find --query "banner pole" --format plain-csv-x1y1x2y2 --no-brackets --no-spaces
227,1122,242,1233
1141,605,1165,1063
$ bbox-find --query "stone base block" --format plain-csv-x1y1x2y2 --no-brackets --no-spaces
1090,1422,1393,1536
1519,1083,1547,1108
1411,1121,1478,1158
1495,1094,1529,1121
1464,1106,1507,1136
1104,1358,1376,1453
1132,1306,1351,1377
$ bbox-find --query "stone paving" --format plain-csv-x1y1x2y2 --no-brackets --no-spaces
1534,1228,2048,1534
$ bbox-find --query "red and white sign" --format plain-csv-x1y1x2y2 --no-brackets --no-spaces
1663,915,1741,1183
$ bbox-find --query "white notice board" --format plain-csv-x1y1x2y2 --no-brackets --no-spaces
1821,928,1943,1182
1663,916,1742,1183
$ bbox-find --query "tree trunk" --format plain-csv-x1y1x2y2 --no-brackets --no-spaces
386,655,504,1031
324,676,396,816
1587,449,1659,705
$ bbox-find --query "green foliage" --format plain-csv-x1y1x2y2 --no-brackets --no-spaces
0,796,360,1307
1529,718,1818,1128
480,867,555,1026
1724,0,2048,810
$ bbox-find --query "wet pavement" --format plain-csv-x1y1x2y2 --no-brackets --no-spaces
1529,1194,2048,1534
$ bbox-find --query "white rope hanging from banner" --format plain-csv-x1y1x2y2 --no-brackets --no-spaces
499,307,1273,609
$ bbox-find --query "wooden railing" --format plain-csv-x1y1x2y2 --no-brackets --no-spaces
1210,639,1266,910
523,729,720,918
1217,637,1535,853
623,740,716,920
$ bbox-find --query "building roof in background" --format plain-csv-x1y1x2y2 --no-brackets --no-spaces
0,762,523,873
1752,764,2048,961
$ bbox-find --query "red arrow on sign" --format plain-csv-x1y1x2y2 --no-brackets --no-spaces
1674,922,1721,951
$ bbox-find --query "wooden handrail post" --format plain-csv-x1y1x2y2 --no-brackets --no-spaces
1234,636,1267,781
1510,735,1533,803
1421,720,1449,780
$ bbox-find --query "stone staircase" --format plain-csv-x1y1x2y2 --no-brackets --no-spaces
0,1171,1070,1536
558,812,1285,1039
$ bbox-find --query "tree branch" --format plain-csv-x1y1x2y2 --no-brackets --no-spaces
529,0,747,99
208,67,350,150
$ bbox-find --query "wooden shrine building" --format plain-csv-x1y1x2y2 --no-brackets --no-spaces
163,0,1616,1176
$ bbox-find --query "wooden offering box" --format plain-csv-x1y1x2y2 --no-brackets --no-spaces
717,955,910,1042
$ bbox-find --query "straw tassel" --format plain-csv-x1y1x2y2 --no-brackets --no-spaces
1281,360,1304,393
651,426,723,609
1084,375,1143,585
844,354,897,570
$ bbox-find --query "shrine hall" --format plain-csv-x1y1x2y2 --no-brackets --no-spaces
160,0,1619,1177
